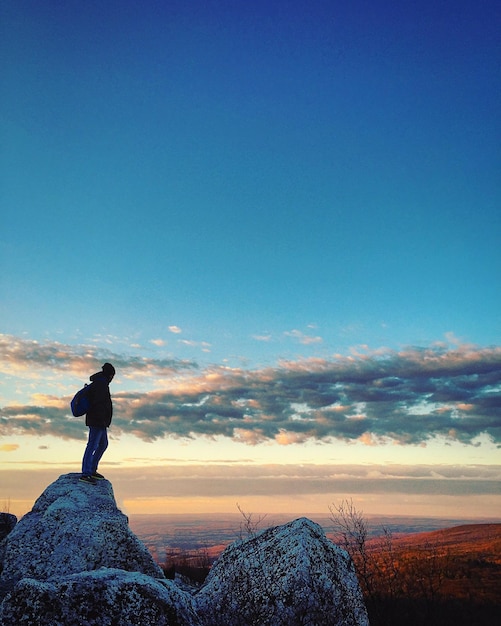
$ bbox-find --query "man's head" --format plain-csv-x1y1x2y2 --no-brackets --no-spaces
102,362,115,382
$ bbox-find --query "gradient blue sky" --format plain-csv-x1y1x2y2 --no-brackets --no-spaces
1,1,500,519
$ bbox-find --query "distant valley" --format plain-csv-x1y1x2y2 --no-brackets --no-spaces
128,513,500,566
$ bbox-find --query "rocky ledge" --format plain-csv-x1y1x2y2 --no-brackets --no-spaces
0,474,368,626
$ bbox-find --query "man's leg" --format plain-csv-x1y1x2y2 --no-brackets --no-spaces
91,428,108,474
82,427,100,476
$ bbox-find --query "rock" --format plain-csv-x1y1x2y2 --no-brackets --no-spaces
0,476,369,625
0,514,16,543
0,513,17,573
195,517,369,626
0,473,163,595
0,568,201,626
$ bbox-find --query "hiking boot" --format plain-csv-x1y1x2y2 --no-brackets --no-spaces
79,475,97,485
92,472,105,480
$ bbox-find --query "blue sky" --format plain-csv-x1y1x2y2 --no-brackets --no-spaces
1,0,500,519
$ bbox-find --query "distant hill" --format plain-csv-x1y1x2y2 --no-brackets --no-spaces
366,523,501,605
374,523,501,554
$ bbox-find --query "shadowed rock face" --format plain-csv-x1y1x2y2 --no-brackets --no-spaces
194,517,369,626
0,474,369,626
0,514,16,544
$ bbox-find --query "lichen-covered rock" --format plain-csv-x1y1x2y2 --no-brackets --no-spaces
0,568,201,626
0,473,163,596
195,517,369,626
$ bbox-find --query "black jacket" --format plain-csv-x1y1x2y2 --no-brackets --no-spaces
85,372,113,428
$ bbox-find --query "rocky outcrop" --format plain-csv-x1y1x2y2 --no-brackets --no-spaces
195,517,369,626
0,474,369,626
0,474,198,625
0,473,163,593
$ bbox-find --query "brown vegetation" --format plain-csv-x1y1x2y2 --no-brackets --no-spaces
330,499,501,626
163,546,213,584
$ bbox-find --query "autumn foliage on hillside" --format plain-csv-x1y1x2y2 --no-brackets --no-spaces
330,500,501,626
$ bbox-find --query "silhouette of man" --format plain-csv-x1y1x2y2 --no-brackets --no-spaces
80,362,115,485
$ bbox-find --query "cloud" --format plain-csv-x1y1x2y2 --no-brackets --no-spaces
1,335,500,448
178,340,211,352
0,334,197,378
150,339,166,347
169,326,182,334
285,329,323,345
104,463,501,499
2,464,499,504
0,444,19,452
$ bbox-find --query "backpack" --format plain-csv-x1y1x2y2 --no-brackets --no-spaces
71,383,92,417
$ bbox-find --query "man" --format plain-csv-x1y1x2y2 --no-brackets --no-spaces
80,362,115,485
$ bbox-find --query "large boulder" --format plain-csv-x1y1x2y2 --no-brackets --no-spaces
0,474,199,626
0,568,201,626
195,517,369,626
0,473,163,594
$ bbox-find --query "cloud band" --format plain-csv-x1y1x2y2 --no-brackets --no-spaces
1,335,500,447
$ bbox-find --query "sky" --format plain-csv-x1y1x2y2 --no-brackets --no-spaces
1,0,500,521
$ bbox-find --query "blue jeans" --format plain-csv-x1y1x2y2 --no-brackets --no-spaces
82,427,108,475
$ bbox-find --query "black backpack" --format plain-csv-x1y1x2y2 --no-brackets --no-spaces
70,383,92,417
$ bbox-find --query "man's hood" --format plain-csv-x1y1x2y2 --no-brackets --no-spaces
90,372,108,382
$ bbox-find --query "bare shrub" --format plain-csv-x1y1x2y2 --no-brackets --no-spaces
236,502,267,539
329,498,454,626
